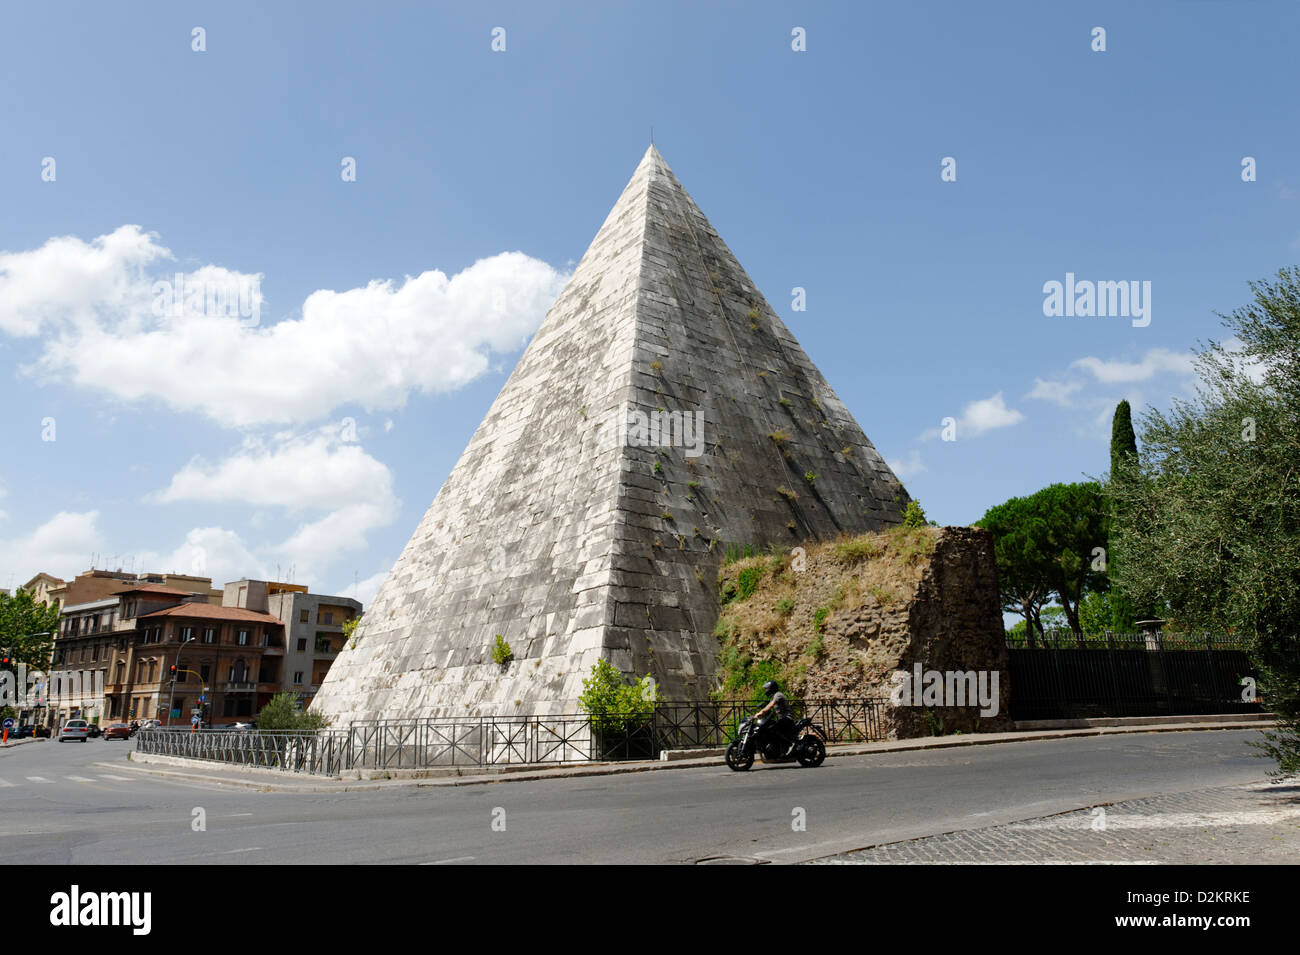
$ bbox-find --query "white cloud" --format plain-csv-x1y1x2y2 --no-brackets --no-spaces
887,449,926,481
153,422,400,581
1025,377,1085,407
141,526,268,586
1071,348,1195,384
346,568,390,608
0,511,104,586
2,225,569,427
922,391,1025,441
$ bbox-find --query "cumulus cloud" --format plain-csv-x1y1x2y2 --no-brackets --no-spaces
922,391,1025,441
0,511,104,586
1025,376,1085,407
887,449,926,481
1070,348,1195,384
347,568,390,608
1,225,569,427
153,422,400,580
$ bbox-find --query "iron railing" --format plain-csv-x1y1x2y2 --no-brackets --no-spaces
135,698,893,775
137,727,351,775
1007,632,1262,720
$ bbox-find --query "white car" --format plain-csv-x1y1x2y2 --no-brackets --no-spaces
58,719,91,743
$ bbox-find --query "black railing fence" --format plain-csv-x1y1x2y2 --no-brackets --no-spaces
1007,631,1262,720
136,698,892,775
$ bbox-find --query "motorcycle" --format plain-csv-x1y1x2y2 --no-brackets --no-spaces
725,713,827,771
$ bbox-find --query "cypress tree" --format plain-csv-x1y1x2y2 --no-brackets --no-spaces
1108,400,1139,630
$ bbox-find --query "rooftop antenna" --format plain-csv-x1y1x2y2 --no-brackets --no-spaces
650,126,654,145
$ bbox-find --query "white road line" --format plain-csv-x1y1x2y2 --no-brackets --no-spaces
221,847,263,854
25,776,51,783
420,856,476,865
66,775,95,783
97,774,132,782
0,779,14,787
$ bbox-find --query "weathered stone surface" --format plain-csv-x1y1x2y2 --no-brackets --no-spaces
311,146,907,723
714,526,1011,737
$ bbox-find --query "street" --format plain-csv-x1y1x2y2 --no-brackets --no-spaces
0,729,1290,864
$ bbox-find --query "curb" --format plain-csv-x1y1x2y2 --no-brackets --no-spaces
107,718,1276,792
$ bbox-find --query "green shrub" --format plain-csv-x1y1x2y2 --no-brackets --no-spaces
256,692,332,732
578,659,657,734
491,635,513,665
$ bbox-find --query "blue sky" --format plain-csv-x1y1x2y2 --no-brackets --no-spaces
1,1,1297,605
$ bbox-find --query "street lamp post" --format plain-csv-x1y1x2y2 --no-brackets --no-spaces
166,636,196,728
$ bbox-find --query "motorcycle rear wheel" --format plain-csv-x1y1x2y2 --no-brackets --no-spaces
725,739,754,772
796,735,826,768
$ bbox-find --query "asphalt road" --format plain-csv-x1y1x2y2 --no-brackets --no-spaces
0,729,1275,864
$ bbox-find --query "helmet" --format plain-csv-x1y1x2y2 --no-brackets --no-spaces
762,681,779,698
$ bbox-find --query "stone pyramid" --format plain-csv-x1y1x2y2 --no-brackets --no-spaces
311,146,908,722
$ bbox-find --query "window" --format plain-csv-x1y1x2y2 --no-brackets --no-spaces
315,635,332,654
319,610,334,625
91,644,99,662
129,699,138,718
204,628,216,644
293,671,304,685
200,664,211,682
258,664,276,684
181,626,195,642
299,609,309,624
229,660,247,683
237,630,248,646
296,638,307,652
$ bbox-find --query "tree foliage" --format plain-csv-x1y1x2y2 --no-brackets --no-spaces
577,658,657,734
977,483,1109,640
1107,400,1140,629
1108,268,1300,775
257,691,332,732
0,590,60,669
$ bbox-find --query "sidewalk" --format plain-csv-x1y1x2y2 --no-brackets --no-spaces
112,713,1276,793
812,779,1300,864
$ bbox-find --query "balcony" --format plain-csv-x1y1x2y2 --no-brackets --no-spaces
222,682,256,693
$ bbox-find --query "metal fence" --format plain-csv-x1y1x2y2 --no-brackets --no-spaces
136,698,891,775
137,727,352,775
1007,631,1262,720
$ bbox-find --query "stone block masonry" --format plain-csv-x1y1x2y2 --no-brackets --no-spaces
311,146,908,723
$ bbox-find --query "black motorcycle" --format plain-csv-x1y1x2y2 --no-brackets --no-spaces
725,713,827,771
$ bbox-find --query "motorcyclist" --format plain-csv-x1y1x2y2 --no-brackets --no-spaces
755,680,795,745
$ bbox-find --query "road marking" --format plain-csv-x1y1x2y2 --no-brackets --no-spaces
97,774,132,782
66,775,97,783
25,776,51,784
221,847,263,854
0,779,14,787
420,856,476,865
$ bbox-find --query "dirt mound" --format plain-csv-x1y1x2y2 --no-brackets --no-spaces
714,526,1010,736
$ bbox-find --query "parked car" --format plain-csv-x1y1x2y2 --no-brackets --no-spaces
58,719,91,743
87,723,102,738
15,724,51,739
32,724,51,738
103,723,131,740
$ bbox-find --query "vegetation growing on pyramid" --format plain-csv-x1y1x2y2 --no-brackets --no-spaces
712,527,941,703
